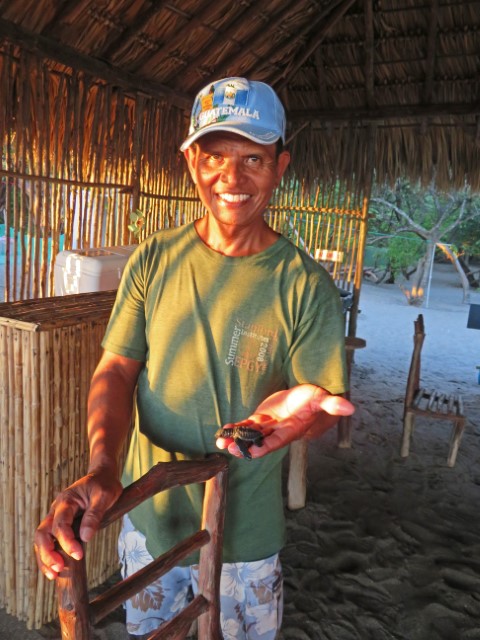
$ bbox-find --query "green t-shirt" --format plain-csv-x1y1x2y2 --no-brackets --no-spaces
102,222,347,563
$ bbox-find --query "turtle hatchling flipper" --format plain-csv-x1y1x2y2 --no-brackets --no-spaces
235,436,252,460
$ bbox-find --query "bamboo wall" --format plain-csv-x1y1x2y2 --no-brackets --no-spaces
0,290,124,628
0,43,201,302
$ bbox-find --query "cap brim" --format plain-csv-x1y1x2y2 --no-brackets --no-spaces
180,122,282,151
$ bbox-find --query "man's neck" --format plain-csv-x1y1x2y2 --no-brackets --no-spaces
194,216,280,257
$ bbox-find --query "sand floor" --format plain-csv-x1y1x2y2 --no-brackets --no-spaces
281,264,480,640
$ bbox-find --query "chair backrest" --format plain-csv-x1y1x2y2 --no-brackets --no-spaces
55,455,228,640
405,314,426,408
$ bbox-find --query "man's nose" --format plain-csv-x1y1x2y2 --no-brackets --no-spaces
220,158,245,184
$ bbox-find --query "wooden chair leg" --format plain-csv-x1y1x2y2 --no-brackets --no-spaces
287,439,308,510
447,419,465,468
197,467,228,639
337,414,352,448
401,411,415,458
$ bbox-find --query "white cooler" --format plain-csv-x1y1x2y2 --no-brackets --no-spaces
54,245,136,295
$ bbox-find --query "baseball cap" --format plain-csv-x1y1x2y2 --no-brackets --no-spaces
180,77,286,151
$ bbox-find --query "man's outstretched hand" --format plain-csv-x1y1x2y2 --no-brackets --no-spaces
216,384,354,459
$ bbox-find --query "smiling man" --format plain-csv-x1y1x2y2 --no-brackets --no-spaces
34,77,354,640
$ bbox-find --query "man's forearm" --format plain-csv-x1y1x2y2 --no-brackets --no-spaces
87,352,142,476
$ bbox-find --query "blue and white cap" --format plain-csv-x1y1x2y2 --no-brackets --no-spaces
180,77,286,151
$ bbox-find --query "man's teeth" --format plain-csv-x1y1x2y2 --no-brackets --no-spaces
218,193,250,203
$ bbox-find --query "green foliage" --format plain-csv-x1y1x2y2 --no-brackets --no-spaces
127,208,146,239
451,215,480,260
387,234,423,277
367,178,480,281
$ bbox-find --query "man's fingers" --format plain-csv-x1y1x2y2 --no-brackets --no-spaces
215,436,232,450
313,390,355,416
50,501,84,561
79,500,112,542
79,481,124,542
34,514,67,580
249,425,298,458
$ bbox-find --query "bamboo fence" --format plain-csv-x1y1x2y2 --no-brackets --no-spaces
0,44,199,302
0,290,124,629
268,176,370,336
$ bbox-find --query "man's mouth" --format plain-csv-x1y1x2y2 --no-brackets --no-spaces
216,193,250,204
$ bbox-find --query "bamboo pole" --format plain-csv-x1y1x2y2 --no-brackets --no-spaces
0,325,8,606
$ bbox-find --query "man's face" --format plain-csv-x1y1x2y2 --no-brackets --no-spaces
184,132,290,229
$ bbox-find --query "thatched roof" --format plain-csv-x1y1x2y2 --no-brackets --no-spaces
0,0,479,189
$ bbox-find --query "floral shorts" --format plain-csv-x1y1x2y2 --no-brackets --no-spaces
118,515,283,639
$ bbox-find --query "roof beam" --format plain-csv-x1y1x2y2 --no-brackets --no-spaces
313,48,330,108
190,0,298,89
289,102,480,123
0,18,190,109
127,0,226,76
102,0,173,60
364,0,375,108
246,1,344,83
273,0,358,92
423,0,439,103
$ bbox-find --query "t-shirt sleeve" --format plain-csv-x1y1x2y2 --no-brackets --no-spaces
283,271,349,395
101,246,148,361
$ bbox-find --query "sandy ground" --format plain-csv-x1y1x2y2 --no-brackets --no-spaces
281,263,480,640
1,262,479,639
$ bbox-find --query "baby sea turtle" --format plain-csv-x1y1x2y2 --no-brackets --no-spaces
215,421,270,460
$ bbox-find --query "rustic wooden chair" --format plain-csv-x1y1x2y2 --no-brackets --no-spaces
287,336,366,510
400,314,465,467
55,455,228,640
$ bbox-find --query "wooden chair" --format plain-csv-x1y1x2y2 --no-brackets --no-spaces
400,314,465,467
55,455,228,640
287,336,366,510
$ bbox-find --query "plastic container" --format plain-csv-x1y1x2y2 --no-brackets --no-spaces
54,245,136,295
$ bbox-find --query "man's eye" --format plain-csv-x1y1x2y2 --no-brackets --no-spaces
246,156,261,165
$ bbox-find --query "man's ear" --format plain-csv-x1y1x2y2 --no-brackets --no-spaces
183,146,197,184
276,150,291,185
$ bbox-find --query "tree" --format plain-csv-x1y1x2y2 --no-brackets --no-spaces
369,179,480,304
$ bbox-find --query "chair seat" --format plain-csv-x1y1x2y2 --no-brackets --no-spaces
411,388,464,418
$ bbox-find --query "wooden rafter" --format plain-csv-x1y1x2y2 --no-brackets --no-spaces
290,101,480,123
128,0,225,76
42,0,93,32
247,0,342,84
423,0,439,103
313,47,330,108
189,0,298,89
274,0,358,91
364,0,375,108
0,18,191,109
102,0,173,60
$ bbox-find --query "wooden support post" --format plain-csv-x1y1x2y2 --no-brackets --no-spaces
447,420,465,468
287,439,308,510
401,411,414,458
